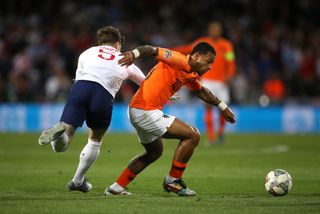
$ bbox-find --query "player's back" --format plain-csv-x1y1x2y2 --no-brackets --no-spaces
75,46,143,97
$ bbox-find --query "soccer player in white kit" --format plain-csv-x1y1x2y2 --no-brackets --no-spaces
38,26,146,192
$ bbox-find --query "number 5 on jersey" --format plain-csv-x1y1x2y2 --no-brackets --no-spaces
98,48,115,61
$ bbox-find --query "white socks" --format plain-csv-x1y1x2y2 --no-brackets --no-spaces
72,139,101,185
51,133,69,152
110,182,124,192
165,175,179,183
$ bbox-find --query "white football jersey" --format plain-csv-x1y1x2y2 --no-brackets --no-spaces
75,45,145,97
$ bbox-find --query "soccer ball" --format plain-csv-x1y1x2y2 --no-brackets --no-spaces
265,169,292,196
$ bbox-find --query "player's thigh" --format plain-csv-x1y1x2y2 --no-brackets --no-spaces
162,118,200,140
142,138,163,157
86,83,113,130
60,81,90,128
134,125,162,144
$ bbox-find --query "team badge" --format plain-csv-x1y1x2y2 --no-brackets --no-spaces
164,50,172,59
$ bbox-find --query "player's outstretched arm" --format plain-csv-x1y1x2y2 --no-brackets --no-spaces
195,86,236,124
119,45,158,67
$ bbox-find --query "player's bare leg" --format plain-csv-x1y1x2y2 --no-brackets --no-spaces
68,127,106,192
163,118,200,162
161,118,200,196
106,118,200,196
105,139,163,195
127,139,163,173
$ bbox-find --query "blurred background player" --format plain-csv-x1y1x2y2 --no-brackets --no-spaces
105,42,236,196
173,21,236,144
38,26,146,192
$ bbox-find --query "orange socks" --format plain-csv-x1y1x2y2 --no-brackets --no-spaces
206,108,226,141
205,108,215,141
116,161,187,188
169,160,187,179
116,167,136,188
218,113,226,136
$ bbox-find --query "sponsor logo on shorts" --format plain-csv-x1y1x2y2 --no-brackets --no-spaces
162,114,170,118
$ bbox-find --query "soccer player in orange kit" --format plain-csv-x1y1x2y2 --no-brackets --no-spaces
173,21,236,144
104,42,236,196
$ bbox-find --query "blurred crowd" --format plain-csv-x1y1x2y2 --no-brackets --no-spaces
0,0,319,104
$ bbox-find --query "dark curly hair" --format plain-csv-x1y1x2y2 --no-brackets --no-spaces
96,26,125,45
191,42,216,56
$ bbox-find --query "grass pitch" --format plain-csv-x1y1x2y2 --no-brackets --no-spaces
0,133,319,213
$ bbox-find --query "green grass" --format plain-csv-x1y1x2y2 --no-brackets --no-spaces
0,133,320,213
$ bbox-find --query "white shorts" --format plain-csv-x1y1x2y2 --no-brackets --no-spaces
128,107,176,144
202,80,230,104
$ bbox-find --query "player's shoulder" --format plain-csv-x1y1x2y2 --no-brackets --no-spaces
159,47,186,59
78,46,98,57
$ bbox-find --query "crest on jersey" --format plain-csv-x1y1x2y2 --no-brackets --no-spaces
164,50,172,59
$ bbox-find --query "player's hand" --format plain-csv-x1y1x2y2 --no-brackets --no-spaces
222,108,236,124
118,51,135,67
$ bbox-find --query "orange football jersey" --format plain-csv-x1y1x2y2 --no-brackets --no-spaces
129,48,202,110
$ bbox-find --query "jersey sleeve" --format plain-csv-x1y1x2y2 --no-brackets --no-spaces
171,44,193,55
75,53,85,80
185,79,202,91
127,64,146,86
156,48,191,71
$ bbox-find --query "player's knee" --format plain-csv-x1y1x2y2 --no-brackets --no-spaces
190,127,200,147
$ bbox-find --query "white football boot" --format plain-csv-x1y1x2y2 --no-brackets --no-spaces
38,122,67,145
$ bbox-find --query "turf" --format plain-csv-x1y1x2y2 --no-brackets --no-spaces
0,133,319,213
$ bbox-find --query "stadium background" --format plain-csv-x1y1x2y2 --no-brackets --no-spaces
1,1,320,213
0,0,320,133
